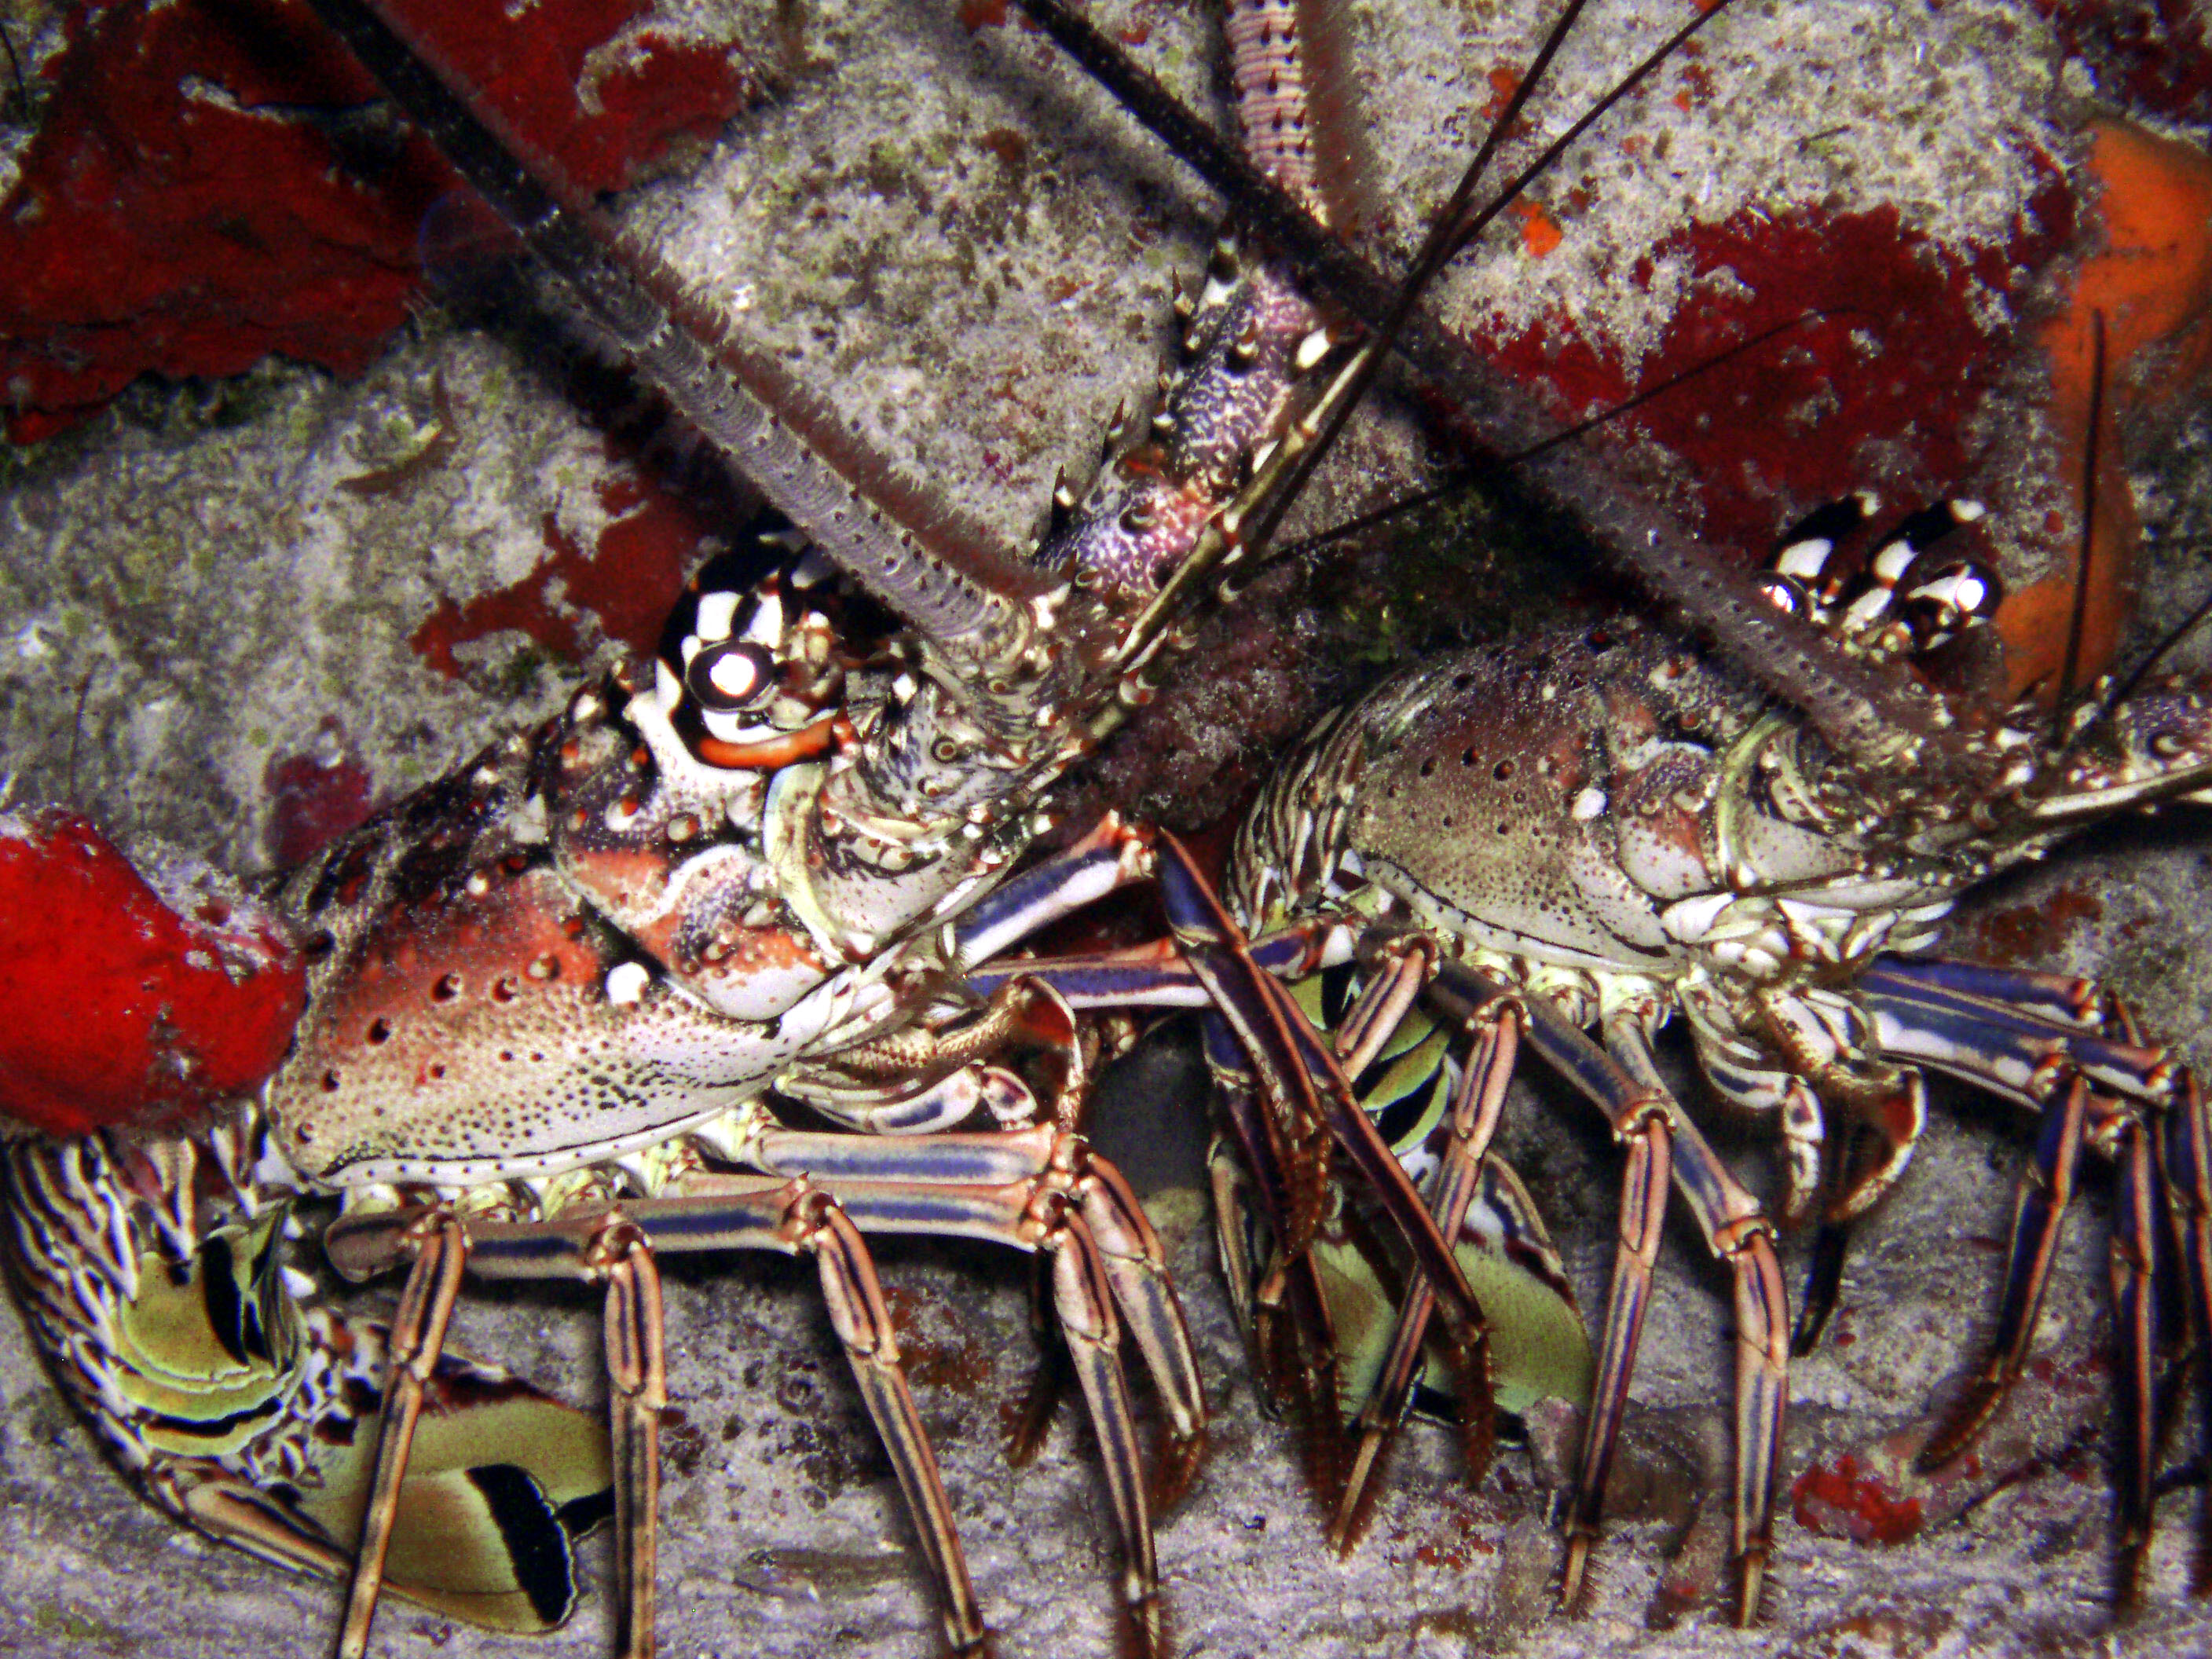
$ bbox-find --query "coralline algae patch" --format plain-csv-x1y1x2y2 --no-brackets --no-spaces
1396,2,2088,577
1478,186,2076,562
0,0,757,443
1792,1453,1927,1548
408,458,730,683
2037,0,2212,127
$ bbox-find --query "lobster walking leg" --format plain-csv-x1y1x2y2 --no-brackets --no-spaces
965,850,1594,1529
2162,1072,2212,1593
599,1225,666,1659
1154,833,1490,1350
1331,994,1521,1551
1427,962,1790,1624
2111,1117,2161,1607
727,1122,1207,1465
1202,1007,1351,1466
335,1177,991,1656
1075,1152,1211,1507
337,1212,471,1659
330,1114,1208,1657
791,1195,984,1656
1329,939,1440,1080
1046,1202,1161,1654
1605,1015,1790,1625
1917,1074,2093,1468
1561,1103,1670,1617
1852,955,2212,1599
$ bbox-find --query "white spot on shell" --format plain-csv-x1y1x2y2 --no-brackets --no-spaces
696,589,741,643
1570,787,1607,822
605,961,650,1005
1661,891,1734,943
1774,540,1830,580
708,650,763,701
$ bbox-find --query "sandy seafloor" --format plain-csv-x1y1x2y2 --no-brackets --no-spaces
5,1,2212,1654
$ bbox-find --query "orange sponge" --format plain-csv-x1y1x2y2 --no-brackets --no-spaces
2000,119,2212,702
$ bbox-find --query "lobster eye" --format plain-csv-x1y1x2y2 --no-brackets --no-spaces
686,640,775,712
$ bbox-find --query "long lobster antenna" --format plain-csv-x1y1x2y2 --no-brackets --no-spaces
1013,0,1972,787
2053,309,2109,747
300,0,1052,687
1278,311,1834,562
1239,0,1599,558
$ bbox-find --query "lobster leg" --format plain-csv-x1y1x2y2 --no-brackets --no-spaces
1854,956,2212,1601
1075,1151,1211,1507
826,1168,1173,1654
1046,1202,1163,1655
349,1118,1208,1657
1330,939,1440,1079
792,1193,986,1657
731,1122,1206,1461
335,1211,470,1659
947,812,1159,971
1428,961,1789,1626
2161,1068,2212,1595
598,1223,666,1659
449,1161,1179,1658
1793,1214,1855,1357
1562,1100,1671,1618
1202,1008,1342,1445
1914,1072,2093,1468
785,1172,1172,1653
345,1181,987,1657
963,842,1528,1511
1159,834,1511,1515
1608,1018,1790,1627
1331,994,1522,1552
1152,833,1490,1346
2112,1116,2162,1608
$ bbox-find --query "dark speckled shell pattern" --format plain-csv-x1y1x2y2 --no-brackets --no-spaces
262,670,826,1186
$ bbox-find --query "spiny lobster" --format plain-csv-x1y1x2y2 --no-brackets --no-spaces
0,3,2203,1659
1,0,1492,1652
958,6,2212,1649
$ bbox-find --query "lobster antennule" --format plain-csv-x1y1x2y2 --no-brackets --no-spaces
299,0,1051,685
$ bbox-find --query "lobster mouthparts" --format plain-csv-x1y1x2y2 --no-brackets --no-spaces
0,809,305,1136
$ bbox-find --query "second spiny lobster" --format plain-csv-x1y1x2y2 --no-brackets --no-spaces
0,0,1567,1653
